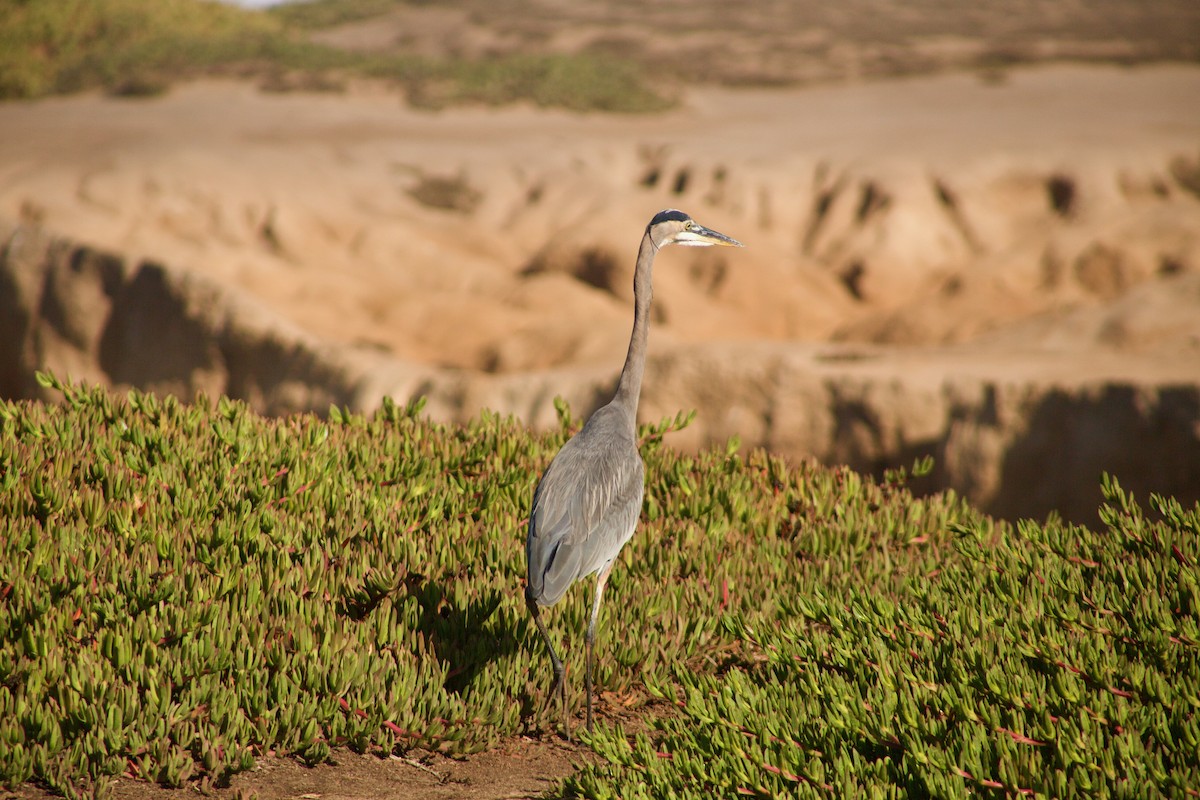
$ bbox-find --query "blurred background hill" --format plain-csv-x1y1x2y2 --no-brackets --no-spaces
1,0,1199,524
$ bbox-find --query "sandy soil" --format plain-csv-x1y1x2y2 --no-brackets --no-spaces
5,738,586,800
2,64,1198,380
309,0,1200,89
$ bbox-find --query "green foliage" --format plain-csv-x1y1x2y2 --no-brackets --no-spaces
2,375,1197,798
2,375,544,797
0,0,298,98
0,0,672,111
267,0,409,30
400,52,673,113
566,472,1200,798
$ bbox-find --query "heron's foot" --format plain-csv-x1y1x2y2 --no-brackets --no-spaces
540,665,571,742
558,666,571,742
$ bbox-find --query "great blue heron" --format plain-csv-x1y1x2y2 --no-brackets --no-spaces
524,209,743,738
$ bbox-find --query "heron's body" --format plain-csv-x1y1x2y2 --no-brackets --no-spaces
524,209,741,739
525,404,644,608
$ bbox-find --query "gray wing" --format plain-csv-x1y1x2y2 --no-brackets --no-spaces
526,414,645,608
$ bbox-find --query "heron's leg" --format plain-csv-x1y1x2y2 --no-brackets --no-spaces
585,561,615,734
527,595,571,741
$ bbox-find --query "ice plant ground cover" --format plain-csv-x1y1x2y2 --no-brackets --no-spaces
0,374,1197,798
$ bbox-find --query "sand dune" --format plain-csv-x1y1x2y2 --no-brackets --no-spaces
2,63,1198,522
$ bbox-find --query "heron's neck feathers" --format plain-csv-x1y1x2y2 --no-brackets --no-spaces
613,230,655,418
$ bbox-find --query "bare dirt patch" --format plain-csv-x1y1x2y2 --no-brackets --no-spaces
2,692,667,800
3,737,582,800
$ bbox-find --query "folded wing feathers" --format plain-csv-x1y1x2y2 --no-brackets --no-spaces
527,428,645,607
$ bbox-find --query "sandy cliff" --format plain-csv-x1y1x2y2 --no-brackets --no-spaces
2,64,1199,523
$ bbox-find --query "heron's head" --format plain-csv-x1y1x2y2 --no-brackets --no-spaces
647,209,744,250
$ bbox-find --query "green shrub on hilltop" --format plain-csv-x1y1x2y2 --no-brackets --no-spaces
0,0,671,110
267,0,412,30
400,52,672,113
0,0,295,98
0,375,1197,798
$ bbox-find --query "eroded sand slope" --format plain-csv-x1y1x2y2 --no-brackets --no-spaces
2,64,1198,522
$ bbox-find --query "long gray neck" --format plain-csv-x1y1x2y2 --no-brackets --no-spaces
612,230,656,418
